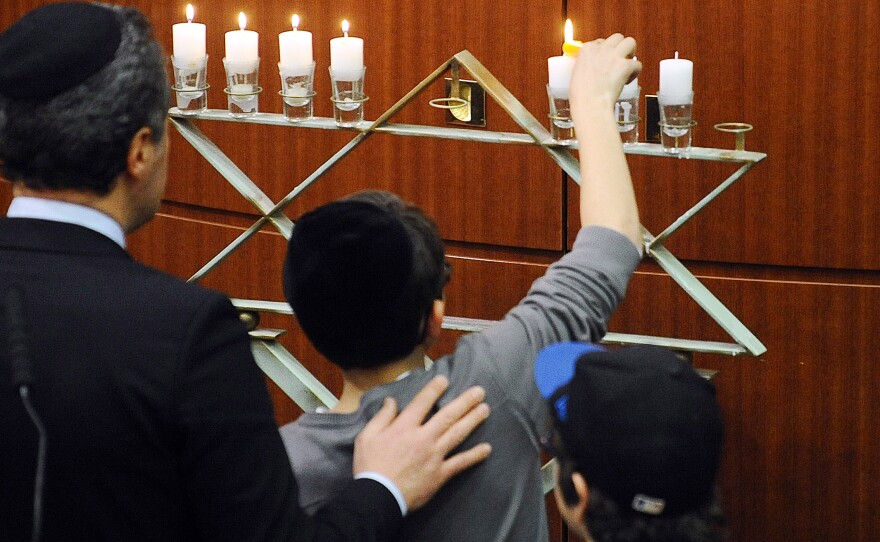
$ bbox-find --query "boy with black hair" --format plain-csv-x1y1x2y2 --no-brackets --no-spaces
281,34,644,541
534,342,727,542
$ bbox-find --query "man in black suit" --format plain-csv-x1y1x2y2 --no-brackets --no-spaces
0,3,490,541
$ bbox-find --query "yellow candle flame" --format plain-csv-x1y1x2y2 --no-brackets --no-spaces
238,11,247,31
341,19,350,37
292,14,300,31
185,4,195,23
562,19,583,57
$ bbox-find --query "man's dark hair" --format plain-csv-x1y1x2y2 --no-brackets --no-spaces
284,190,449,370
0,4,169,195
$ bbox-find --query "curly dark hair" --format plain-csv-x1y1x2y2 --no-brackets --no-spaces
584,486,728,542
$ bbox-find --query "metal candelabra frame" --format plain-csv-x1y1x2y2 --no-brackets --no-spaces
169,49,767,435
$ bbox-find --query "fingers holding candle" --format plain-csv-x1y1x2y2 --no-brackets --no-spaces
570,34,641,108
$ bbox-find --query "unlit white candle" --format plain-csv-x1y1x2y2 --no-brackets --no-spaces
547,55,576,98
330,20,363,81
172,5,206,63
659,51,693,97
619,56,640,100
279,15,313,67
225,12,259,62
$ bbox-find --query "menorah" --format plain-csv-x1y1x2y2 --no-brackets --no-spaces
170,51,766,469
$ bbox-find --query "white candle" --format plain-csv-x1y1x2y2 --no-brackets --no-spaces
547,55,576,98
659,51,693,97
279,14,313,67
172,4,206,64
619,56,640,100
225,12,259,62
330,20,364,81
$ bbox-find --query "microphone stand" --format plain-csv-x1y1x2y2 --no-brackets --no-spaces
4,284,46,542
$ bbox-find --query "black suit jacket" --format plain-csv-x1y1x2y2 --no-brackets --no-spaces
0,217,400,542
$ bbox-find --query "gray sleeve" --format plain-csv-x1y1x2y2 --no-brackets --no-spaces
464,226,641,424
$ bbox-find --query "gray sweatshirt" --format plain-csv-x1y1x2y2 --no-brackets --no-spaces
280,226,642,542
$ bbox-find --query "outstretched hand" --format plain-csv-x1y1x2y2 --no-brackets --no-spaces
352,376,492,511
570,33,641,111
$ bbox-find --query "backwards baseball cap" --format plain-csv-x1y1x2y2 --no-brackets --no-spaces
535,342,723,517
283,200,425,368
0,2,122,100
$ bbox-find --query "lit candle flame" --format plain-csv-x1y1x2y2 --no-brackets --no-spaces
292,14,300,31
186,4,195,23
561,19,582,56
675,51,679,59
341,19,349,38
238,11,247,31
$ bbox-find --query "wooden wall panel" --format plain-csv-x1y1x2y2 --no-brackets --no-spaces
168,123,565,250
1,183,10,210
568,0,880,270
610,269,880,542
128,210,288,300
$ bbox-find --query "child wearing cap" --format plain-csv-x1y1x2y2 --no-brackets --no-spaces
280,34,644,541
534,343,726,541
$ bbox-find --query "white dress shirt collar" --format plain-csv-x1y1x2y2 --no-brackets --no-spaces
6,196,126,249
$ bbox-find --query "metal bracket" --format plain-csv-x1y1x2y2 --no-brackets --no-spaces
442,77,486,127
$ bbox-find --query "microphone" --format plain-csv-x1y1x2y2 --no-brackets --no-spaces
3,283,45,542
4,283,35,391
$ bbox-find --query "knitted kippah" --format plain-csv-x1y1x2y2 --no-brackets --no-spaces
0,2,122,100
284,200,422,367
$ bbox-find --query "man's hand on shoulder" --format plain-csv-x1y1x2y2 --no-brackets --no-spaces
353,376,492,512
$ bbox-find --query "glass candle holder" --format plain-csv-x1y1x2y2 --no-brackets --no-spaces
329,66,367,128
171,55,209,115
616,85,640,146
547,85,576,144
658,92,696,155
223,57,262,118
279,61,316,122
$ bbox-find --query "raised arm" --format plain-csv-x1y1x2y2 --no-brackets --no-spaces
570,34,643,250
